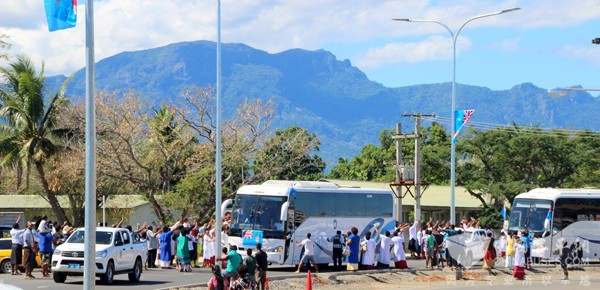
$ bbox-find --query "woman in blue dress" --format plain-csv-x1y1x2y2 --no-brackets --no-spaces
346,227,360,271
159,221,181,269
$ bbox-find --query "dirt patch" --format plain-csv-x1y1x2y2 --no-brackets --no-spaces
415,275,446,282
462,272,486,281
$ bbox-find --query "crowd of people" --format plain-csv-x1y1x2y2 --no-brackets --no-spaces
9,212,575,288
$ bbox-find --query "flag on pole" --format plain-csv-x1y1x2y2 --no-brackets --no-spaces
500,205,507,220
287,184,297,199
544,208,552,230
45,0,78,32
452,109,474,143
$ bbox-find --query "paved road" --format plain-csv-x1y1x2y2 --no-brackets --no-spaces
1,258,592,290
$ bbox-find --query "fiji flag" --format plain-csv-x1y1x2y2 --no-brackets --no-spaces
452,109,474,143
500,205,507,220
287,185,297,199
45,0,78,32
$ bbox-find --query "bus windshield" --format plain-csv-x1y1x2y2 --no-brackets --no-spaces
229,194,288,239
508,198,552,236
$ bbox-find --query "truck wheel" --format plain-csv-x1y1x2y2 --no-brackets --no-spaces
1,259,11,273
53,272,67,283
100,260,115,285
128,258,142,282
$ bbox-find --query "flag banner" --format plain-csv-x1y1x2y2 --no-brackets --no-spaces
287,185,297,199
241,230,263,247
544,208,552,230
452,109,474,143
45,0,78,32
500,205,507,220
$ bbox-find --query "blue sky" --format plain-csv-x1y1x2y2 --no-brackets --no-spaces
1,0,599,92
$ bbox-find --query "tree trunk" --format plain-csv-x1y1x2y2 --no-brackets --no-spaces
35,161,69,224
146,192,167,225
16,163,22,191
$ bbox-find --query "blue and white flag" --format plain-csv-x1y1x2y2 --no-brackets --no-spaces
500,205,507,220
45,0,78,32
452,109,474,143
287,185,297,199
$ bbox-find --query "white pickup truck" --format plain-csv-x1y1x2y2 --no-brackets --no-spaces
51,227,147,284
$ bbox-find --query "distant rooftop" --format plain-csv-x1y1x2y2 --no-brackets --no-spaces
325,179,482,209
0,195,148,209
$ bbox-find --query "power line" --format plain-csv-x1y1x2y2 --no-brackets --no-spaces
419,115,600,139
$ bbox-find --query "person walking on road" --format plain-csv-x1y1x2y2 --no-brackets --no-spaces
295,233,319,273
254,243,268,290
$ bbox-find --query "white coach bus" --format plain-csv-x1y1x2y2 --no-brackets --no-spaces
508,188,600,262
221,180,396,266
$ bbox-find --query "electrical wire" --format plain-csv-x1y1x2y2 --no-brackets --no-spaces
419,115,600,140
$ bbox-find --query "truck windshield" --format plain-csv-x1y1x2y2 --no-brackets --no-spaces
508,198,552,237
67,230,114,245
229,194,287,239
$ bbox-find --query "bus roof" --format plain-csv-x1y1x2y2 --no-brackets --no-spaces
515,188,600,201
236,180,392,196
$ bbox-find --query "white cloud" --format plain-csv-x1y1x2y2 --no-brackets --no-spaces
0,0,599,76
559,45,600,65
352,36,471,69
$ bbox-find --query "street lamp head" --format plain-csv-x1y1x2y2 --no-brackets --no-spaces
593,38,600,45
392,18,411,22
500,8,521,14
547,87,570,98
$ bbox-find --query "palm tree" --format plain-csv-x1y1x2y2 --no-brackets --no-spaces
0,55,72,224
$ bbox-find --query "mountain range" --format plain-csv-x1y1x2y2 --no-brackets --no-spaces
47,40,600,169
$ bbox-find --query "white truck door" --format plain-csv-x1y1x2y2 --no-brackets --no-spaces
120,230,135,269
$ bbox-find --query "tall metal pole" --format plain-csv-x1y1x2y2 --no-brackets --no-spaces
393,7,520,225
215,0,223,252
395,123,403,222
414,117,421,221
84,0,97,289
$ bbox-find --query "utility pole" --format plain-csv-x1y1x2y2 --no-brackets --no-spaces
401,113,434,220
395,123,403,222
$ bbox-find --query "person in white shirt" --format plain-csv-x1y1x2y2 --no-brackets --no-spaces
10,214,25,275
360,232,376,270
408,220,419,257
392,229,408,269
37,215,51,234
416,227,424,258
513,239,526,280
146,226,160,269
295,233,319,273
375,227,393,269
22,221,36,279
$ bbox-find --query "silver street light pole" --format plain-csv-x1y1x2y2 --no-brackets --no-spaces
393,7,520,224
215,0,223,254
84,0,97,289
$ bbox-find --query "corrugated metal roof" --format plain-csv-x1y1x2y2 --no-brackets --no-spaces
0,195,149,209
326,179,482,209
